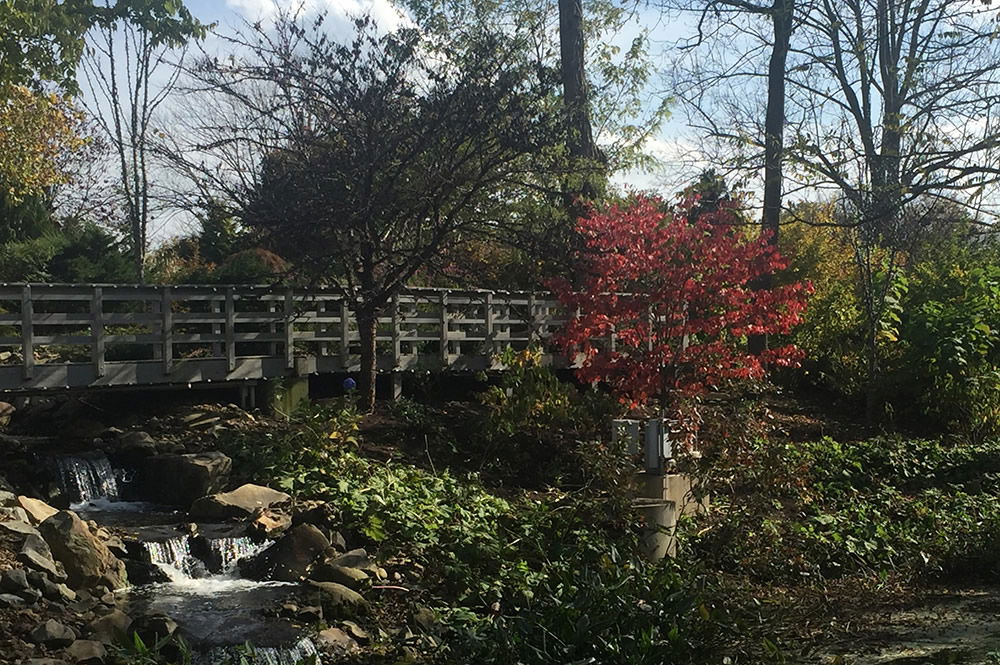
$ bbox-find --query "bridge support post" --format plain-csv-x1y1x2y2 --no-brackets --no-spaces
390,372,403,400
263,376,310,418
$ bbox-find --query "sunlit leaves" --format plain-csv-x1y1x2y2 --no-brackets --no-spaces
551,195,812,406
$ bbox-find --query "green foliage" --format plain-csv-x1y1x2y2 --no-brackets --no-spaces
696,434,1000,582
894,262,1000,438
477,347,621,487
219,398,720,662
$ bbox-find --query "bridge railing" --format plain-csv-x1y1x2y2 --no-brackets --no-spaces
0,284,574,391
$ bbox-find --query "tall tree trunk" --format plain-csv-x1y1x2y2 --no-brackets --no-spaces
749,0,794,355
357,308,378,413
559,0,598,163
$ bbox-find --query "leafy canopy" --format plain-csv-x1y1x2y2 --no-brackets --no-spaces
551,195,812,406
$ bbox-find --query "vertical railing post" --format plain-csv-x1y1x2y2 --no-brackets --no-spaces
284,288,295,370
21,285,33,380
161,286,173,374
391,294,401,369
225,287,236,372
340,300,350,370
211,290,222,358
528,292,538,345
439,291,449,366
485,292,494,357
92,287,105,377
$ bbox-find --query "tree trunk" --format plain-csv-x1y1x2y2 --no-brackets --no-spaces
559,0,598,163
357,309,377,412
749,0,794,356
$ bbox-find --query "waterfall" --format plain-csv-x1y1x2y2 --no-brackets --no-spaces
202,638,319,665
208,537,271,574
143,536,205,582
56,454,119,503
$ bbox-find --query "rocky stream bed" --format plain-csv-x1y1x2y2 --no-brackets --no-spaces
0,417,399,665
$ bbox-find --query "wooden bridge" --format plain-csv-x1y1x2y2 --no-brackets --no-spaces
0,283,574,394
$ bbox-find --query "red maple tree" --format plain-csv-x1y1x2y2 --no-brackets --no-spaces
550,195,812,407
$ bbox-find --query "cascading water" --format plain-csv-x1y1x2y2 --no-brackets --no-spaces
131,534,312,660
56,454,119,503
203,637,319,665
142,536,206,582
209,536,272,573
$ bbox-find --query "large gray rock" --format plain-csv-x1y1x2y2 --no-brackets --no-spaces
30,619,76,648
140,452,232,506
0,593,25,608
39,511,126,590
0,490,17,506
239,524,328,582
316,627,358,654
189,484,289,520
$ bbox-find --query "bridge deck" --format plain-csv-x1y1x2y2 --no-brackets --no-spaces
0,284,580,393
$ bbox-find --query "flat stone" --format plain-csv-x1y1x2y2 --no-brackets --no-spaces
189,483,289,520
64,639,107,664
340,620,369,642
0,593,25,608
328,548,372,570
0,519,39,539
17,496,58,525
18,543,59,578
30,619,76,648
316,627,358,653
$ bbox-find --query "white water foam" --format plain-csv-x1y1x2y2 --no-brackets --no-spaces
209,536,272,573
202,637,319,665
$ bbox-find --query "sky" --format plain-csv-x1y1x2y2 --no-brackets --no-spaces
99,0,709,241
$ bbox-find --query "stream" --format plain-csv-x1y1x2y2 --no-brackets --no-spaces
55,454,319,664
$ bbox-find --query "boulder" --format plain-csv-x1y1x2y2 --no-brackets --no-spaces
189,483,289,520
316,627,358,654
306,581,369,618
309,563,368,590
0,568,29,593
239,524,328,582
64,640,107,664
0,490,17,506
30,619,76,648
140,452,232,507
249,508,292,537
17,496,58,525
39,511,126,590
128,614,178,646
124,559,170,586
87,610,132,645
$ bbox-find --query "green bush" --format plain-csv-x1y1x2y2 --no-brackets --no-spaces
696,434,1000,582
